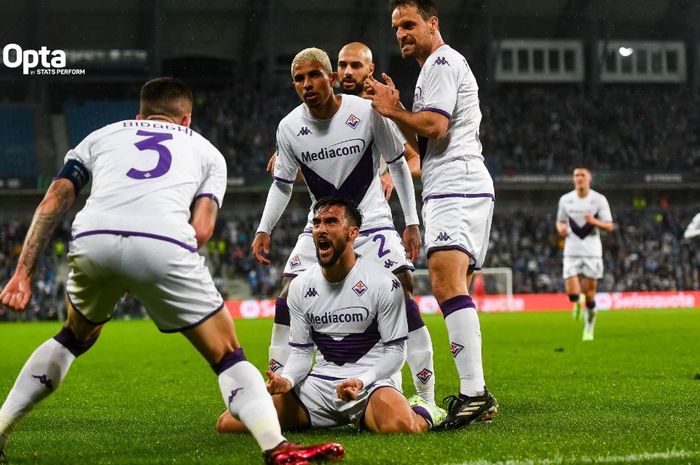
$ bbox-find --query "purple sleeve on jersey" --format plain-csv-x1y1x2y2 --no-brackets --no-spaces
273,175,295,184
193,193,220,208
421,107,452,120
385,149,406,164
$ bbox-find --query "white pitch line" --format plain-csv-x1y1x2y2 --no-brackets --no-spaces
453,450,699,465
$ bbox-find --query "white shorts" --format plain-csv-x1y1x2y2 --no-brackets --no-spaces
563,256,604,280
293,372,402,429
422,165,494,269
67,233,224,332
282,227,414,277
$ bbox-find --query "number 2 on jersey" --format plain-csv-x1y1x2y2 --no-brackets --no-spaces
127,130,173,179
373,234,391,258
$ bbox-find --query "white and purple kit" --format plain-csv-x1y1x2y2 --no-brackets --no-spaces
413,44,494,268
282,256,408,428
257,94,419,276
63,119,227,331
557,189,613,279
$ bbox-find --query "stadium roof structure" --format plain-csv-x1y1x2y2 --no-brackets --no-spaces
3,0,698,59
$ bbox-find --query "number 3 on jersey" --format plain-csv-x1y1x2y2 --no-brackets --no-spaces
127,130,173,179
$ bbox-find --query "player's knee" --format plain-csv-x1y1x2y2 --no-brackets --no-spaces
375,414,418,434
568,294,580,302
395,270,414,296
216,410,245,433
279,276,295,299
53,326,100,357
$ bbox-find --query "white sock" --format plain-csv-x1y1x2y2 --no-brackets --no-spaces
218,360,285,451
268,323,291,373
441,296,485,397
584,307,597,334
407,326,435,404
0,338,76,446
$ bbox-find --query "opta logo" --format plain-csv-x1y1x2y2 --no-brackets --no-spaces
2,43,66,75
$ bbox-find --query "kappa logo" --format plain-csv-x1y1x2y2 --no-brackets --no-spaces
417,368,433,384
384,258,397,269
345,114,360,129
228,388,244,406
450,342,464,357
269,358,283,373
436,232,451,241
289,255,302,269
297,126,312,136
434,56,450,66
391,279,401,291
353,280,368,296
305,287,319,298
32,374,53,390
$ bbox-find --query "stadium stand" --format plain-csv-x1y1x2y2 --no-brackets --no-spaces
0,106,37,180
64,100,139,146
2,203,697,321
184,85,700,179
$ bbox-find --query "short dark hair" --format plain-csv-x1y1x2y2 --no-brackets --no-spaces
139,77,193,119
390,0,438,20
313,196,363,229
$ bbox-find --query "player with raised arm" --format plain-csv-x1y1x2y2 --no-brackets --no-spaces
0,78,343,465
363,0,498,429
217,196,446,435
259,47,437,408
267,42,421,197
556,167,614,341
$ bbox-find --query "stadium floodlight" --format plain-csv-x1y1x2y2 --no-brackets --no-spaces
618,47,634,57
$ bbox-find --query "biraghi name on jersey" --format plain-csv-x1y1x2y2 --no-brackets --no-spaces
300,138,365,163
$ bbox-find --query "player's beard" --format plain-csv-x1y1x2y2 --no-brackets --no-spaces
316,234,349,268
340,78,364,96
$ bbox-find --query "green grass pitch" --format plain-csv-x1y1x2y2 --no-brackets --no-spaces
1,309,699,464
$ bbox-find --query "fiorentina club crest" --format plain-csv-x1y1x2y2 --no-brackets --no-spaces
352,280,368,296
289,255,302,269
345,114,360,129
417,368,433,384
269,359,283,373
450,342,464,357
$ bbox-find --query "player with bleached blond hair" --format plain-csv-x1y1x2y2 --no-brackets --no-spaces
250,46,437,411
556,167,614,341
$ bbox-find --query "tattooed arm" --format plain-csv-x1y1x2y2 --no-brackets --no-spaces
0,178,76,312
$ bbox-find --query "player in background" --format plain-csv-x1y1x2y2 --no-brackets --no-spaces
267,42,421,197
0,78,343,465
683,212,700,239
337,42,420,199
217,197,446,434
259,47,437,407
556,167,614,341
363,0,498,429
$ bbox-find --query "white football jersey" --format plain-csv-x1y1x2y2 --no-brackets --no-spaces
286,256,408,380
274,95,405,230
66,119,227,250
412,44,485,198
557,189,613,257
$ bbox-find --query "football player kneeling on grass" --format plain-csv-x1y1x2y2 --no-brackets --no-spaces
217,196,447,435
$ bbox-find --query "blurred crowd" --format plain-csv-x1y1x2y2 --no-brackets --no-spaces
189,84,700,177
487,206,699,294
2,204,697,321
